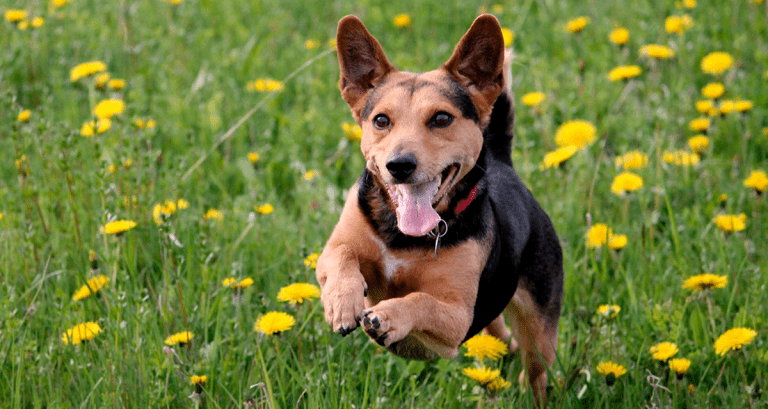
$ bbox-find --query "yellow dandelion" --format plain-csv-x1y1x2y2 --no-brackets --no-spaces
18,109,31,122
486,377,512,391
610,172,643,196
462,366,501,385
701,82,724,99
190,375,207,385
152,200,178,224
541,145,579,169
95,73,110,89
615,151,649,170
304,252,320,269
463,334,508,361
80,119,112,136
203,208,223,221
713,214,747,232
714,328,757,356
695,100,717,116
501,28,514,47
392,13,412,28
650,342,679,361
31,16,43,28
744,170,768,193
681,0,696,8
222,277,236,287
61,322,103,344
5,10,27,23
108,79,126,90
663,150,700,166
682,273,728,290
595,361,626,386
222,277,254,290
596,304,621,318
246,78,284,92
640,44,676,59
733,99,753,113
328,38,337,50
93,98,125,119
304,39,320,50
688,135,709,154
100,220,137,235
277,283,321,304
304,170,319,181
255,311,296,335
554,120,597,149
665,16,685,34
165,331,194,345
70,61,107,82
17,20,29,30
608,234,627,250
681,14,694,29
688,117,710,132
177,199,188,210
586,223,611,249
247,152,260,164
565,16,589,33
669,358,691,378
701,52,734,75
256,203,274,214
521,92,546,107
72,275,110,301
609,28,629,45
719,99,736,115
608,65,642,81
342,122,362,141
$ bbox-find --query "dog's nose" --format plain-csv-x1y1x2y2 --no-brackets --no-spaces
386,153,417,182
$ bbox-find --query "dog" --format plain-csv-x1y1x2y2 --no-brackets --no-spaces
316,14,563,405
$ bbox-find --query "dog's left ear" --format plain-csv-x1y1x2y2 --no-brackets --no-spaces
443,14,505,123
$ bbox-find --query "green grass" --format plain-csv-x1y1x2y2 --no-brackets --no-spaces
2,0,767,407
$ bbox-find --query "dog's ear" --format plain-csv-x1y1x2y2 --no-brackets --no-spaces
443,14,505,122
336,15,395,121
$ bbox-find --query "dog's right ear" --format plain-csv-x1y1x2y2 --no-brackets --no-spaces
336,15,395,121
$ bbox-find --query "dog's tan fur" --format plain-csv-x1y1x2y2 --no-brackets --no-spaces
317,14,558,406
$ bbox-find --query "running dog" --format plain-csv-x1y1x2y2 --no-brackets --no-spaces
316,14,563,405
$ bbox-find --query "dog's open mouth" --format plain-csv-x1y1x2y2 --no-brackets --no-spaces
386,164,459,237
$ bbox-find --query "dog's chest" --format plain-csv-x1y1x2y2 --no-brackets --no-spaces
370,233,417,283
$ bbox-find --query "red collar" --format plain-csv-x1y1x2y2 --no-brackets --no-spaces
455,185,479,214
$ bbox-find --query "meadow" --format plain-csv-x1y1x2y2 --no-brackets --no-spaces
2,0,767,407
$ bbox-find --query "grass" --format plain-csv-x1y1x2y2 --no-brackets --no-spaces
2,0,767,407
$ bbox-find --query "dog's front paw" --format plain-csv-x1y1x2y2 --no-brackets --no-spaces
321,277,367,336
362,299,413,347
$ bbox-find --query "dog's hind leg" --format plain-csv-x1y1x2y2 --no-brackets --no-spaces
503,286,558,407
483,314,518,354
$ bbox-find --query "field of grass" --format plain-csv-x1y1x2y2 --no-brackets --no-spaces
2,0,768,407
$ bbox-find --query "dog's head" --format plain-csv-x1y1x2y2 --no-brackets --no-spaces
336,14,505,237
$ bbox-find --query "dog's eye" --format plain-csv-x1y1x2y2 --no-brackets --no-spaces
373,114,391,130
430,112,453,128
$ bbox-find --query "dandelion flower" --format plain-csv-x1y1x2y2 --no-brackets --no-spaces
688,117,710,132
665,16,692,34
669,358,691,379
718,100,736,115
72,275,110,301
650,342,679,361
521,92,546,107
565,16,589,33
247,152,260,163
100,220,136,235
462,366,501,385
277,283,320,304
304,252,320,269
190,375,207,385
733,99,753,113
342,122,362,141
80,119,112,136
714,328,757,356
304,170,319,181
152,200,178,224
713,214,746,232
683,273,728,290
701,83,724,99
615,151,649,170
5,10,27,22
165,331,194,345
640,44,676,59
18,109,31,122
501,28,514,47
610,172,643,196
586,223,611,249
256,203,274,215
608,234,627,250
255,311,296,335
695,100,717,116
304,39,320,50
392,13,411,28
203,208,224,221
681,0,696,8
246,78,284,92
93,98,125,119
541,145,579,169
701,52,734,75
597,304,621,318
224,277,254,290
663,150,700,166
608,65,642,81
554,120,597,149
70,61,107,82
609,28,629,45
595,361,626,386
688,135,709,154
463,334,508,360
744,170,768,193
176,199,188,210
61,322,103,344
95,73,110,89
108,79,126,91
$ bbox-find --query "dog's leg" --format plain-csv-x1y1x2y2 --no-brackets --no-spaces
503,287,558,407
483,314,518,353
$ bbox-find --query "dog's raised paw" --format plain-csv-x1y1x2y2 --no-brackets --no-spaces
361,301,413,347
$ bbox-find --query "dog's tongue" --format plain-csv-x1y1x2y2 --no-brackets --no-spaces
389,180,441,236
